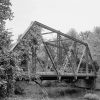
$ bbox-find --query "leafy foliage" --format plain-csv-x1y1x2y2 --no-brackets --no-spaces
0,0,13,23
0,0,14,97
0,0,14,69
67,28,78,38
79,29,100,66
13,25,42,72
0,0,13,51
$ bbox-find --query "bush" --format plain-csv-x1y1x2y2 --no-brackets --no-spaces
0,84,7,98
84,93,100,100
14,82,24,95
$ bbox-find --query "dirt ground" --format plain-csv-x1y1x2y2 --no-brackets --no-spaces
5,81,100,100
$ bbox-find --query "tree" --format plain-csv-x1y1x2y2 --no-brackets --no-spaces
0,0,13,49
93,27,100,39
66,28,79,47
91,27,100,66
79,31,91,42
79,29,100,67
0,0,13,68
67,28,78,38
0,0,14,97
0,0,13,25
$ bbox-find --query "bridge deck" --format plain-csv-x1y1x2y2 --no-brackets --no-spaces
16,71,96,81
36,72,95,76
35,72,96,80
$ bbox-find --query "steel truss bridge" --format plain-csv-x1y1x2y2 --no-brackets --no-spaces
12,21,97,89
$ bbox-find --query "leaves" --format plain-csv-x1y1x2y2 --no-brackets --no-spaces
67,28,78,39
0,0,13,21
0,0,14,71
78,29,100,66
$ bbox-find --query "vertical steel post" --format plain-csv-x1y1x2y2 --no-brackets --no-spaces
31,45,37,75
57,33,62,65
85,47,89,75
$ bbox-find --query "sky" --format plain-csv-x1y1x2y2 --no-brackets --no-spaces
6,0,100,42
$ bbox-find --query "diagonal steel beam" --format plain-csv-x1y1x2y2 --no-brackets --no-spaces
61,40,76,75
43,42,59,75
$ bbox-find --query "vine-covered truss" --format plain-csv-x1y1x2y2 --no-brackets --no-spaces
11,21,97,80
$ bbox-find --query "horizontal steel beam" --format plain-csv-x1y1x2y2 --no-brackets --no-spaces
48,40,82,46
42,32,54,35
45,42,64,49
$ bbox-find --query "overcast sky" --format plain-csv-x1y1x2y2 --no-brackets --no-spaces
6,0,100,42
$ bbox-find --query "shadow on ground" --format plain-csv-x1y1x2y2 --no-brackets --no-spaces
6,81,97,100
